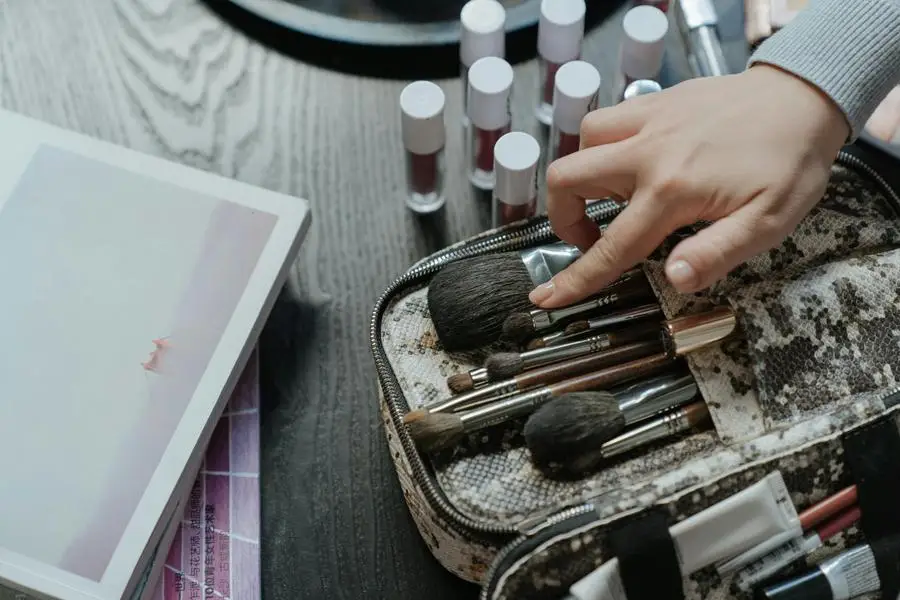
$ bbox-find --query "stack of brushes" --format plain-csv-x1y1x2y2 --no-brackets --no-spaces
408,248,738,476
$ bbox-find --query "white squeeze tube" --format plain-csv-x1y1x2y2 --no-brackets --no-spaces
567,471,799,600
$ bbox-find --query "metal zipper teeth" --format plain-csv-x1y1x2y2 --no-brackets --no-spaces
370,201,625,538
372,150,899,542
480,385,900,600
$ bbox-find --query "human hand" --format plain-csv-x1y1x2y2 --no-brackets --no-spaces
529,64,849,308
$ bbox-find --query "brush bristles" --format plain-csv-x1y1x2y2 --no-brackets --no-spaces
427,255,536,352
406,411,466,454
447,372,475,393
564,321,590,335
501,312,536,343
524,392,623,473
485,352,525,379
402,409,428,425
526,338,546,350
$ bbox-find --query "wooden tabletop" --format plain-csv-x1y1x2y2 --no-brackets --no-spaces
0,1,746,598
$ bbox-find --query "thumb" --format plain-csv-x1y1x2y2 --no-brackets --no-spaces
663,203,786,293
529,192,679,308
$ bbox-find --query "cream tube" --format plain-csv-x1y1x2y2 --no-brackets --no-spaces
566,471,799,600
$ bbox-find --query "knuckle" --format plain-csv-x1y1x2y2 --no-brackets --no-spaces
545,163,566,191
646,170,689,200
579,112,600,141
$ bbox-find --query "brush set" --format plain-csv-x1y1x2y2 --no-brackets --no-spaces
414,245,739,475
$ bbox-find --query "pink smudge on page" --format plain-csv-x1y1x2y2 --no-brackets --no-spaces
147,351,261,600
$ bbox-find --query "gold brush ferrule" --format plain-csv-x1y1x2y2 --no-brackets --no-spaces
665,305,737,355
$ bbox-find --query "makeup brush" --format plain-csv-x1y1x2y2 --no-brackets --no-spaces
407,306,735,453
526,304,663,349
523,371,699,470
450,319,661,393
405,339,663,423
427,242,583,352
501,271,650,343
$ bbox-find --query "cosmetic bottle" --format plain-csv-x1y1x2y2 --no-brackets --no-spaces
549,61,600,163
634,0,670,13
535,0,586,126
615,5,669,103
493,131,540,227
622,79,662,101
460,0,506,126
466,56,514,191
399,81,447,214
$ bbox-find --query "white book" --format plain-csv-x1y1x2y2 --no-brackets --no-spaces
0,109,311,600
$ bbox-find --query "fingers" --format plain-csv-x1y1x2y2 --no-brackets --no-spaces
546,141,640,251
663,200,785,293
579,96,656,149
530,190,682,308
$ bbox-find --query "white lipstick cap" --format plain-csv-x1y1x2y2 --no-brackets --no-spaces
400,81,446,155
460,0,507,67
538,0,587,64
621,5,669,80
494,132,540,205
467,56,514,130
553,60,601,135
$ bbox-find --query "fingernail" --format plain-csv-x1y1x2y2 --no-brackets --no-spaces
666,260,698,291
529,281,554,304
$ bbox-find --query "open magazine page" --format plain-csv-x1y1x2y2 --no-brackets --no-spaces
147,351,261,600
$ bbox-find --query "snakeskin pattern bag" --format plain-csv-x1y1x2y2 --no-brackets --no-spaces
371,144,900,600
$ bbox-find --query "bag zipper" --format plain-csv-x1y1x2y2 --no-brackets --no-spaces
478,384,900,600
369,150,900,544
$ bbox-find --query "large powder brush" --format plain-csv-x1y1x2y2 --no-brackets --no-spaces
427,242,583,352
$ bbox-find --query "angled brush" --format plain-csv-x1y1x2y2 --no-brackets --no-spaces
525,304,663,349
404,339,662,423
407,306,736,453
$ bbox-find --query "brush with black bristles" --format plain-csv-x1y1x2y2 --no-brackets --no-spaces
523,370,698,472
404,339,662,422
527,400,712,475
501,271,650,344
449,320,661,393
408,305,736,453
426,242,584,352
526,304,663,349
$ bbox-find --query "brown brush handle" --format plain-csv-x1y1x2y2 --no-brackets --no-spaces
514,339,663,389
546,352,674,396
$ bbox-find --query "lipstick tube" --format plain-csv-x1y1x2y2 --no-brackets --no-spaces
493,131,540,227
615,5,669,103
549,60,600,163
535,0,586,126
466,56,513,191
399,81,447,214
459,0,506,126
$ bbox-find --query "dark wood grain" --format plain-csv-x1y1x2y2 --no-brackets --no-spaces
0,1,746,598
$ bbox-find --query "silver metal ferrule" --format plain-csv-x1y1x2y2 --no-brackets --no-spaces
675,0,729,78
458,387,554,431
612,371,698,425
428,379,521,414
623,79,662,101
600,408,691,459
539,304,663,347
519,242,582,286
520,333,613,368
469,367,490,387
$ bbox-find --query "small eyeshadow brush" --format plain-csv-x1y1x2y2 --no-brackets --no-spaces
526,304,663,349
405,339,662,422
408,307,735,454
447,319,660,393
501,271,650,343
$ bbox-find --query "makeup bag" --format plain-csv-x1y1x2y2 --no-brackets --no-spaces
371,144,900,600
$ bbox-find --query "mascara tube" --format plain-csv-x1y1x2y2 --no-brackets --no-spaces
466,56,514,191
549,61,601,163
493,132,540,227
535,0,586,125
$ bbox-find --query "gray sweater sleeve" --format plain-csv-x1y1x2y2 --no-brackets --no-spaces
747,0,900,139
